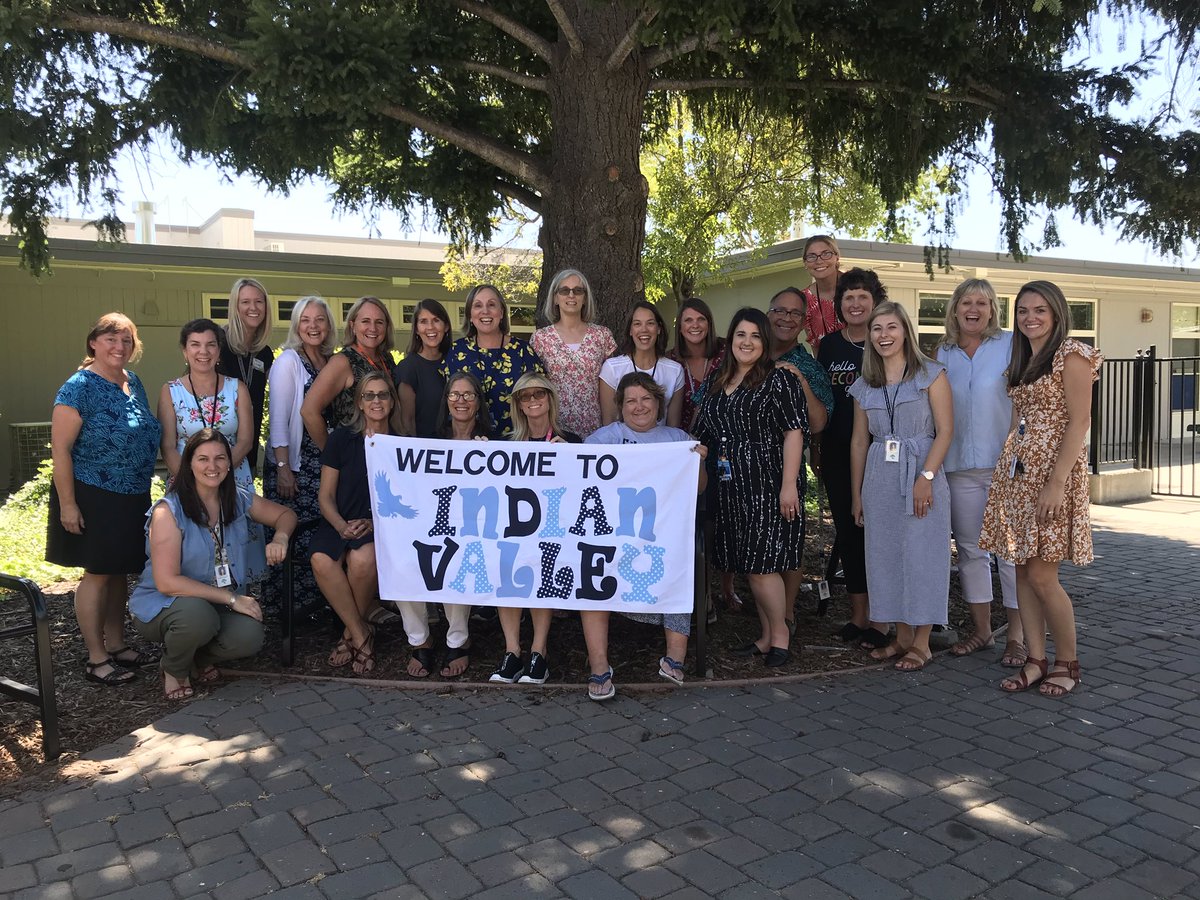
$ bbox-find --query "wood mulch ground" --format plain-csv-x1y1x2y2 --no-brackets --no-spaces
0,525,1005,795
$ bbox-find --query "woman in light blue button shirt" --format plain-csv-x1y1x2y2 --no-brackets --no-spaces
936,279,1025,667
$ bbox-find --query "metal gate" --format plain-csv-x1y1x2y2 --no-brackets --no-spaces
1091,346,1200,497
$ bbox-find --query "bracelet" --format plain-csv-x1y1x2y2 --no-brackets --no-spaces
228,594,236,608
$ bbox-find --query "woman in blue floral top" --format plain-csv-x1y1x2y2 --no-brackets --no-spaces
48,313,163,686
442,284,543,437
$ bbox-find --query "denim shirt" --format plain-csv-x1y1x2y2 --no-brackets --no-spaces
130,488,264,623
937,331,1013,473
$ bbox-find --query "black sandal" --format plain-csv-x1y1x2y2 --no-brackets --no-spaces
84,658,136,686
441,646,471,678
108,645,160,667
409,647,436,679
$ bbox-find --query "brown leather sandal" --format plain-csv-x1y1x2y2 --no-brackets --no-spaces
1000,640,1028,668
351,629,376,676
1039,660,1082,697
1000,657,1048,692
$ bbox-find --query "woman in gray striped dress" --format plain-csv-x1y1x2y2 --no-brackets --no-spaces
694,307,808,668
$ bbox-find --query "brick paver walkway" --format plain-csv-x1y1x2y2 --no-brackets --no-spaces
2,499,1198,899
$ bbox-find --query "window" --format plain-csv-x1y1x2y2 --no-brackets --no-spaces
201,293,229,324
1170,303,1200,412
1171,303,1200,358
1065,299,1098,347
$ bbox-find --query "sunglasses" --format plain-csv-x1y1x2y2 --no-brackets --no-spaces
361,391,392,402
556,286,586,297
518,388,550,402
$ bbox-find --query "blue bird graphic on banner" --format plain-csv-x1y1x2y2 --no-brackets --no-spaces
374,471,418,519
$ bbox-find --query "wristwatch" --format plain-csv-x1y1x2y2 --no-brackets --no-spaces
921,470,935,481
275,459,287,469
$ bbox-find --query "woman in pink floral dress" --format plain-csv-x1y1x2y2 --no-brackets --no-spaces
529,269,615,437
980,281,1101,698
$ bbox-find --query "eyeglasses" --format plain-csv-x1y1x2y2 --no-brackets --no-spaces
804,249,837,263
518,388,549,403
448,391,477,401
361,391,392,402
556,286,586,297
768,307,805,320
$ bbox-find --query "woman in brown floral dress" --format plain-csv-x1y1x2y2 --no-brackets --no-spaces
980,281,1101,697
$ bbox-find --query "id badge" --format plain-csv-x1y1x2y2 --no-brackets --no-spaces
1009,456,1024,479
817,580,831,600
253,357,265,372
717,457,732,482
215,563,233,587
884,439,900,463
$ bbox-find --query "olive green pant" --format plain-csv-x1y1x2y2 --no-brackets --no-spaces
135,596,264,678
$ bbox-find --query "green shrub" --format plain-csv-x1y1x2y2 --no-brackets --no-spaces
0,459,165,586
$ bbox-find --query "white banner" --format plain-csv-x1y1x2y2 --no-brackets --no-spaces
365,436,699,613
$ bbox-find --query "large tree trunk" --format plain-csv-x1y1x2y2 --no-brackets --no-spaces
538,4,650,335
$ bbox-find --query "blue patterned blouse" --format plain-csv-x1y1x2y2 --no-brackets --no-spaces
442,336,544,437
54,369,161,494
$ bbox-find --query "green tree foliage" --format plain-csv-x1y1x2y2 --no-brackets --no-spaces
2,1,1198,333
641,103,949,308
440,244,541,308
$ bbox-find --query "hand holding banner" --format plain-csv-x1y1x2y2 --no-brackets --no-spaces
366,436,699,614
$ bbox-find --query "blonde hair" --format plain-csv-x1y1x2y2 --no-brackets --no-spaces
346,373,396,436
509,372,564,441
341,297,395,356
860,302,931,388
225,277,272,354
940,278,1002,347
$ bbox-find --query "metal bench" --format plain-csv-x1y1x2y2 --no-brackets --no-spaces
0,574,60,759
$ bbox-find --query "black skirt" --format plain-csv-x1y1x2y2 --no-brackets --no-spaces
46,480,151,574
307,520,374,562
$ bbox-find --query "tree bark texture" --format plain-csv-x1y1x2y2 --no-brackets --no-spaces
538,2,650,335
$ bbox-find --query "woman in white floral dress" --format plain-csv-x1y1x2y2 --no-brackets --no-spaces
159,318,266,569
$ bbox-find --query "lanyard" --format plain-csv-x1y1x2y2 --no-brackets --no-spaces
235,351,255,387
208,515,225,564
881,367,907,435
187,374,218,428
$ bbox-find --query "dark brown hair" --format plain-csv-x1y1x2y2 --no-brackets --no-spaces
171,428,237,527
710,307,773,394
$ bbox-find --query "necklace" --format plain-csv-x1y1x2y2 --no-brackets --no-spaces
186,372,220,427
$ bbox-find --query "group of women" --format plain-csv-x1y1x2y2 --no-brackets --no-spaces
48,239,1100,702
817,260,1099,696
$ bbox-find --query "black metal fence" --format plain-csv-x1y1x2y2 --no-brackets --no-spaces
1091,346,1200,497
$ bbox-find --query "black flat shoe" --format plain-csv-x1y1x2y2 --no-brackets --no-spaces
836,622,864,643
764,647,791,667
731,642,764,657
857,627,891,650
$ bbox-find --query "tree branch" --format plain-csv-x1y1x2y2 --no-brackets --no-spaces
607,7,657,71
648,77,999,110
448,0,553,62
496,179,543,212
460,61,547,91
377,102,550,194
53,11,550,199
544,0,583,55
646,31,726,70
52,11,251,69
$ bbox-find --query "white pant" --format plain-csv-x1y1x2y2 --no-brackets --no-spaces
947,469,1017,609
392,601,470,649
